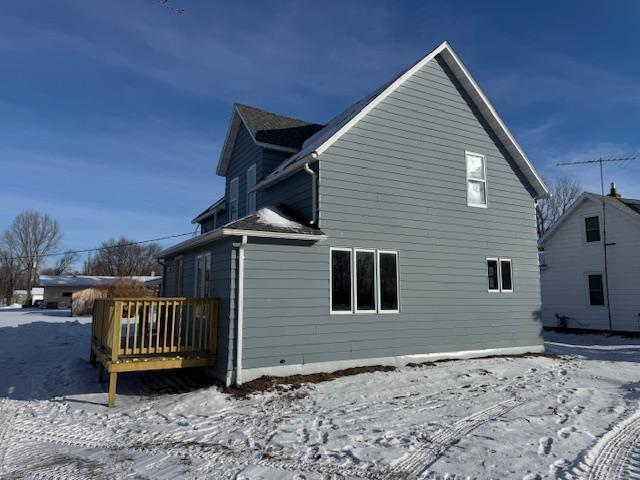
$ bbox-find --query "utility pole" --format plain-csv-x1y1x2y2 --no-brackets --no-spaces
557,156,637,332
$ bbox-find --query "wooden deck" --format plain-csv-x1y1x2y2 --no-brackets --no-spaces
90,297,219,407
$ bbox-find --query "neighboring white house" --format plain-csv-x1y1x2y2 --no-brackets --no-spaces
540,183,640,332
39,275,161,308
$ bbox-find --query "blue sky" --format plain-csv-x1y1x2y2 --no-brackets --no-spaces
2,0,640,267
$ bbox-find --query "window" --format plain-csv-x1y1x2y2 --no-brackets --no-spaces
246,164,256,214
487,258,513,293
588,274,605,306
466,151,487,207
174,256,183,296
355,249,376,313
500,259,513,292
585,216,601,243
378,251,399,312
330,248,352,313
195,253,211,298
229,177,239,221
62,292,72,297
487,258,499,292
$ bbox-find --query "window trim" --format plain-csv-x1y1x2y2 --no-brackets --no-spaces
354,248,377,314
194,252,211,298
465,151,488,208
486,257,500,293
486,257,513,293
583,214,602,244
229,176,239,221
499,258,513,293
329,247,353,315
377,250,400,314
246,164,256,214
585,272,606,307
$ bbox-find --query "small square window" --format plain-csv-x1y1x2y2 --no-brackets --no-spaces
585,216,601,243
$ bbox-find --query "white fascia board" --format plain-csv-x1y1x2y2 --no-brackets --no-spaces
159,230,224,258
222,228,327,241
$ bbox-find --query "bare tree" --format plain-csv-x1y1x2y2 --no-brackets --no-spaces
40,250,79,276
83,237,161,276
536,176,583,238
0,232,24,305
4,211,62,305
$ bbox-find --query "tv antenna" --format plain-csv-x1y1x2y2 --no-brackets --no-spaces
557,155,638,332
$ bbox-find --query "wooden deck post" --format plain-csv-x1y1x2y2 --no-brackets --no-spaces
108,372,118,408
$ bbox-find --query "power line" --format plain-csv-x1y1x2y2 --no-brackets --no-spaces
557,154,639,333
7,231,196,262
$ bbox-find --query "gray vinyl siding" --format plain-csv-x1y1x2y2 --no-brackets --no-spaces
226,125,261,219
239,55,542,369
541,199,640,331
200,216,216,233
162,238,236,377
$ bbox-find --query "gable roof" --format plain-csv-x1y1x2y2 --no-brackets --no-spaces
253,41,549,200
539,192,640,246
216,104,324,176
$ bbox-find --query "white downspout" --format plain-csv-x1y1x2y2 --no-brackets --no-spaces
303,157,318,225
236,235,248,386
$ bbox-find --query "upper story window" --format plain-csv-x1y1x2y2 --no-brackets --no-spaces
466,151,487,208
246,164,256,214
229,177,239,221
585,216,601,243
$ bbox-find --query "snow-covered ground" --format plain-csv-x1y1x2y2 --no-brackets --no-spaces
1,308,640,479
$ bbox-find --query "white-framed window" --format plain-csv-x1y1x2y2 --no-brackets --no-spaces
229,177,239,221
195,253,211,298
246,164,256,214
466,151,487,208
330,248,352,314
584,215,601,243
486,257,513,293
378,250,399,313
354,249,376,313
330,248,400,314
586,273,605,306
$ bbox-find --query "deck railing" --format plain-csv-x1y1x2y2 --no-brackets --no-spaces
92,298,219,362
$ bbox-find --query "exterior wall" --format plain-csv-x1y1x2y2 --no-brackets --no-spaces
239,55,543,373
43,286,82,308
541,199,640,331
259,168,314,221
162,238,237,379
225,125,262,220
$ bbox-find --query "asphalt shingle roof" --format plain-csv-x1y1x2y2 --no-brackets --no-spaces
236,104,324,151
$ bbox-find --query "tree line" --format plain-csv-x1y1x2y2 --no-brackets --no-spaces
0,211,161,305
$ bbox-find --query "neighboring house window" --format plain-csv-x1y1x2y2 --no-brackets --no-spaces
331,248,352,313
378,251,399,313
174,256,183,296
588,274,605,306
466,151,487,207
229,177,239,221
195,253,211,298
355,249,376,313
246,164,256,214
585,216,601,243
487,258,513,293
487,258,499,292
62,292,72,297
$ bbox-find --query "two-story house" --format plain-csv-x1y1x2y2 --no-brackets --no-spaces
159,41,550,386
539,183,640,332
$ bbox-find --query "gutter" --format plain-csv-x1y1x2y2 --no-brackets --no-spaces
250,151,319,193
303,161,318,224
236,235,248,386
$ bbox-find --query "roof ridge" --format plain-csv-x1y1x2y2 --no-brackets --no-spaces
235,103,323,127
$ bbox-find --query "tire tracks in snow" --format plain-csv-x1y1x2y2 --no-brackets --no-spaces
381,397,522,480
565,408,640,480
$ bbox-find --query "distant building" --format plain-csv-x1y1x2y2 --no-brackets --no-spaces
39,275,161,309
540,183,640,332
11,288,44,305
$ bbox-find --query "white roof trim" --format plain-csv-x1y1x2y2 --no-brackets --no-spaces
159,226,326,257
255,41,549,199
539,192,640,246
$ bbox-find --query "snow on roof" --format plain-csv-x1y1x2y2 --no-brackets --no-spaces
39,275,161,287
255,207,301,229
